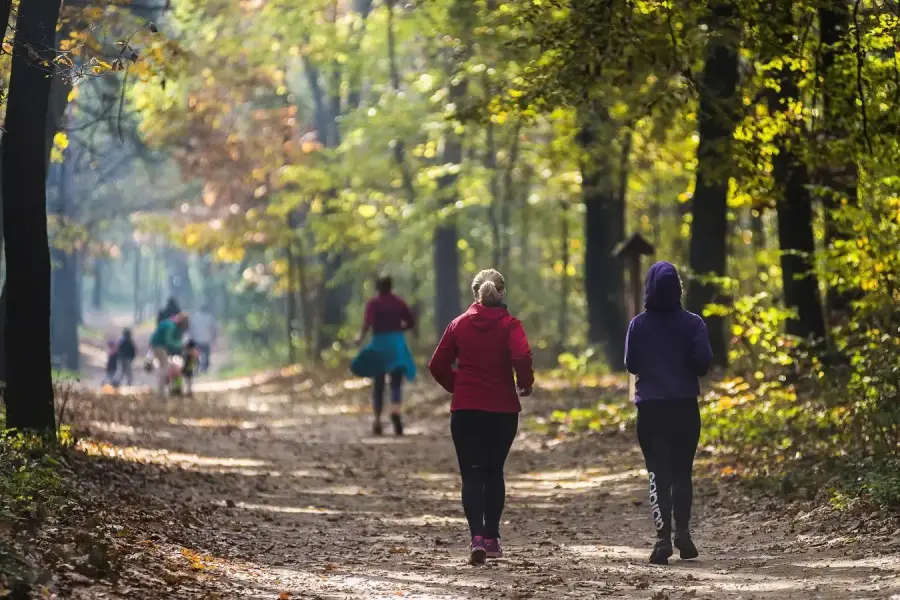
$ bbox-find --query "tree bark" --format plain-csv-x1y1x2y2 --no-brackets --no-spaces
819,1,859,320
769,3,826,341
385,0,422,340
3,0,63,432
285,214,296,364
133,245,142,323
92,257,104,310
685,0,740,367
49,150,79,371
577,103,626,369
432,0,472,338
558,200,571,355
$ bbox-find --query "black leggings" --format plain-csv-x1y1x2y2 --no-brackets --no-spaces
636,398,701,538
450,410,518,539
372,371,402,416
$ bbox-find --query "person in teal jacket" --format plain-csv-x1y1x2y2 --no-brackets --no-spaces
150,312,189,396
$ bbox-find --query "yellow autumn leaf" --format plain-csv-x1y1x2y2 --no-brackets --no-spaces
357,204,377,218
53,131,69,151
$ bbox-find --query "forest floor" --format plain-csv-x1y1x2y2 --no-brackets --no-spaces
16,367,899,600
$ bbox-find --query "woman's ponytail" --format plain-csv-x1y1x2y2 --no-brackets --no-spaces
478,280,503,306
472,269,506,306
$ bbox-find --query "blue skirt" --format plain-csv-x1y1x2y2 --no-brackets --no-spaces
350,331,417,381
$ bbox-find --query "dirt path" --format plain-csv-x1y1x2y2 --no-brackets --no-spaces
68,372,900,599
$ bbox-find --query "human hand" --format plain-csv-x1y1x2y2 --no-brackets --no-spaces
517,386,533,397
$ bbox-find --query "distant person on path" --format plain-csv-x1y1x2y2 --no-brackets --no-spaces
624,260,713,565
189,305,216,373
428,268,534,565
351,274,416,436
115,328,137,386
181,340,200,396
158,297,180,324
150,312,190,396
103,340,119,387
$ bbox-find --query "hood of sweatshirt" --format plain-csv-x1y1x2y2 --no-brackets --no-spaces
643,261,683,312
465,302,510,331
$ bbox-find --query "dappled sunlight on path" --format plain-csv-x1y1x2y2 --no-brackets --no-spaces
66,372,900,599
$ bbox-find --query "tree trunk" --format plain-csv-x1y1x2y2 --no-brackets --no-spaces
769,4,826,342
2,0,63,432
75,248,83,324
296,234,315,360
485,120,502,269
285,214,296,364
558,200,571,355
500,124,520,270
386,0,422,339
433,126,464,337
50,150,79,371
819,1,859,320
92,257,104,310
166,248,194,309
432,0,474,338
578,103,626,369
685,0,740,367
133,246,142,322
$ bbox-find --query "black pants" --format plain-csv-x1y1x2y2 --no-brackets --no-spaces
450,410,518,538
372,370,402,416
636,398,701,539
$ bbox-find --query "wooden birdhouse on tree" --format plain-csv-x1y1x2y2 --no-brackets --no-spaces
613,232,656,321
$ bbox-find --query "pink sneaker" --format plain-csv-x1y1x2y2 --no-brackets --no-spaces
484,538,503,558
469,536,486,565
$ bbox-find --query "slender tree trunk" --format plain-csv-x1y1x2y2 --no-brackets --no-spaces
3,0,63,432
433,0,472,338
285,215,296,364
92,257,104,310
296,235,315,361
385,0,422,339
769,3,826,341
165,248,194,309
578,103,626,368
50,149,79,371
685,0,740,367
558,200,571,355
485,120,502,268
819,1,859,320
500,124,520,270
133,246,142,323
75,249,83,324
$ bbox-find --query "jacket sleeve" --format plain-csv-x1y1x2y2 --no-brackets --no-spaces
624,318,639,375
428,322,457,393
691,317,714,376
509,319,534,390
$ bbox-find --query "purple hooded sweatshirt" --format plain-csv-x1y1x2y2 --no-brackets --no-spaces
624,261,713,404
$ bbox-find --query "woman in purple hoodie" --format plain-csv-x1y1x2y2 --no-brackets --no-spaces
625,261,713,565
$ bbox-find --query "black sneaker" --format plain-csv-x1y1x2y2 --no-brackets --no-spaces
373,421,383,436
391,414,404,436
649,538,673,565
674,531,698,560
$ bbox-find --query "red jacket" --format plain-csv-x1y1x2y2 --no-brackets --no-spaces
428,303,534,413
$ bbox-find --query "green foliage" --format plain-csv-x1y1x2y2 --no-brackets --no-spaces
0,431,66,524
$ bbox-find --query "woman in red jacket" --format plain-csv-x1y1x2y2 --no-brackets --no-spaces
428,268,534,564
